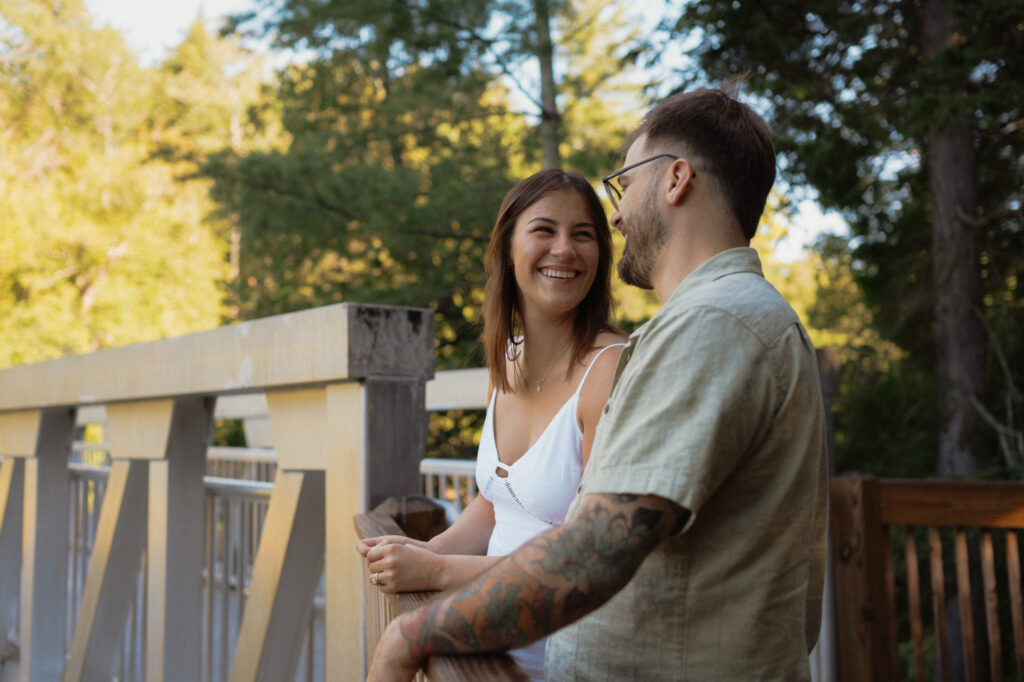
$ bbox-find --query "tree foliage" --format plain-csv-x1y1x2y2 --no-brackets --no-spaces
208,0,650,366
0,1,269,367
673,0,1024,476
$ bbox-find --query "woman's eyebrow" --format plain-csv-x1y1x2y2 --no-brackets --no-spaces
527,216,556,224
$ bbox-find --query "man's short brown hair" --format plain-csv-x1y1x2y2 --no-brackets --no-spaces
628,89,776,240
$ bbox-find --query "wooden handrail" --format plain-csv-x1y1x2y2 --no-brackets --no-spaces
354,498,528,682
877,478,1024,528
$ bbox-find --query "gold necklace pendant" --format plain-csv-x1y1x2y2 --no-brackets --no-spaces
526,339,572,393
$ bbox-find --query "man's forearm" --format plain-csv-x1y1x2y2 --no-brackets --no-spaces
392,493,687,662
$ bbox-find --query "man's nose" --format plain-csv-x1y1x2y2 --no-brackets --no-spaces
610,210,622,229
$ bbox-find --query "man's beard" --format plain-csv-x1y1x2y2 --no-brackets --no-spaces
617,186,669,290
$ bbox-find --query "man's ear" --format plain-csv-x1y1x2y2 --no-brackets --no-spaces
665,159,697,206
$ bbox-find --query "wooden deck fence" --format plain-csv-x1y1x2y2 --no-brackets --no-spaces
831,474,1024,682
0,303,434,681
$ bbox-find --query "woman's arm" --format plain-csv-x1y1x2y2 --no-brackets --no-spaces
357,495,499,593
355,494,495,558
364,546,506,593
424,493,495,555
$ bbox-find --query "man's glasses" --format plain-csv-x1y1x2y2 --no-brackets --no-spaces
602,154,680,210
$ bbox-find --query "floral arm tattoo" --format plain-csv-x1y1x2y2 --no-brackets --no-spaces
395,493,688,663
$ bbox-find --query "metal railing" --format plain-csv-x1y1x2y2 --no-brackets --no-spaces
65,454,320,682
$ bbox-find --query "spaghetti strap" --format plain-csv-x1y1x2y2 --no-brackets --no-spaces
573,343,626,398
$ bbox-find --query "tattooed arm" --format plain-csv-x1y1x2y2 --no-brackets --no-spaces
367,492,688,682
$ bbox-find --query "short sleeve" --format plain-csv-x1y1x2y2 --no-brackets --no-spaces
581,305,775,530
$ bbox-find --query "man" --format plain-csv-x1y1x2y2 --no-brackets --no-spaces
369,88,829,681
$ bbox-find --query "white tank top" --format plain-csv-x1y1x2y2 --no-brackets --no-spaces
474,343,623,681
475,343,624,681
476,343,624,556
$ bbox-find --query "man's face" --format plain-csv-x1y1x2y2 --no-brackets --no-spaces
614,140,671,290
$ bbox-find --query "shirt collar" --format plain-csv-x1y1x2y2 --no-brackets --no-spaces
625,247,764,346
663,247,763,306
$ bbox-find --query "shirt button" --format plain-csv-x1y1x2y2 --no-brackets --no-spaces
603,404,611,414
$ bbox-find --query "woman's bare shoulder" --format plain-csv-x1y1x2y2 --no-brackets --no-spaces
594,329,629,348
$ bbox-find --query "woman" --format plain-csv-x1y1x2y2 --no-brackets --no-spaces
358,168,626,680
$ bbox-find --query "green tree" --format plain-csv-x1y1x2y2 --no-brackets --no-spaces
672,0,1024,476
211,0,651,359
0,2,273,368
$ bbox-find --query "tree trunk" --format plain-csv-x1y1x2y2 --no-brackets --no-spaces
533,0,561,169
921,0,986,478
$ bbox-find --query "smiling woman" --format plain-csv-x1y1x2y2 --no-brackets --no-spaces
357,168,627,681
509,188,600,325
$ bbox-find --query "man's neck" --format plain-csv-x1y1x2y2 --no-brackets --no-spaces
652,227,748,303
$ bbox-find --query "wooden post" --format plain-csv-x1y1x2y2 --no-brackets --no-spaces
0,457,23,653
830,474,899,682
229,470,325,682
0,302,434,681
10,408,75,682
146,397,215,682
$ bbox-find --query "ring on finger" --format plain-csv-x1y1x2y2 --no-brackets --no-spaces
370,572,379,585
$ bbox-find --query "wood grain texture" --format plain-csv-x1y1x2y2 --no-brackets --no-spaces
1007,532,1024,677
829,475,899,682
929,527,952,682
903,526,926,682
0,303,434,411
878,479,1024,528
980,531,1002,681
953,529,976,682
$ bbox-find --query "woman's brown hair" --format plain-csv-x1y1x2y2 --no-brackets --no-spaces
482,169,615,393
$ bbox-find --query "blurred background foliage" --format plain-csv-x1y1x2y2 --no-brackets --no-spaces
1,0,1021,477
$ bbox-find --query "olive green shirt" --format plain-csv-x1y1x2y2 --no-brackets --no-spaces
546,248,828,681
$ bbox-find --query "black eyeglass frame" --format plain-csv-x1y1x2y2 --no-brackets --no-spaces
602,153,682,210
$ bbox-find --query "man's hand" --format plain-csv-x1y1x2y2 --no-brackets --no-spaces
366,615,422,682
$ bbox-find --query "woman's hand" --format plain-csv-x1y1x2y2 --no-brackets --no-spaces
365,542,447,593
356,534,428,558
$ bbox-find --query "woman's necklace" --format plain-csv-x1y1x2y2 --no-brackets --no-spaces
523,340,573,393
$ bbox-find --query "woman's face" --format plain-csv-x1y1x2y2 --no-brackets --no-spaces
509,188,601,319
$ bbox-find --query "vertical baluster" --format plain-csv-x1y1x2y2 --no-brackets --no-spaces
954,528,977,682
930,526,952,682
1006,530,1023,677
220,497,231,682
69,476,80,649
237,498,247,636
140,549,148,682
205,493,214,682
118,601,127,682
128,562,138,682
904,526,926,682
979,530,1002,681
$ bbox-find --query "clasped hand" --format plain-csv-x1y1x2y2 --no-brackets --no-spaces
357,535,446,593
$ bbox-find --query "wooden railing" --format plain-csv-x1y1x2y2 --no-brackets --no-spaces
354,497,527,682
0,303,434,681
831,474,1024,682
